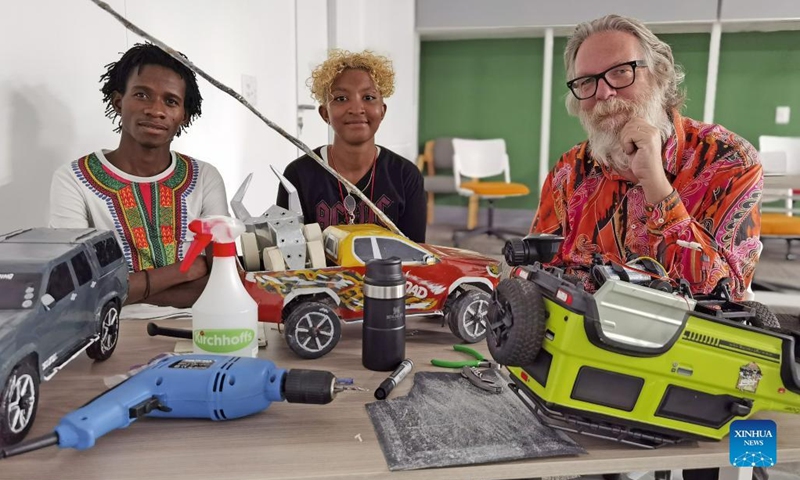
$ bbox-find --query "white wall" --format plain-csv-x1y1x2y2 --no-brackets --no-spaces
0,0,418,232
332,0,419,163
416,0,718,33
296,0,332,154
0,0,126,230
721,0,800,21
3,1,795,233
0,0,297,231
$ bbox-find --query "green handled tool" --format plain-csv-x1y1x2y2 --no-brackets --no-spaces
431,345,496,369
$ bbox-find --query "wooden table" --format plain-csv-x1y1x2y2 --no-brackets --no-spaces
3,317,800,480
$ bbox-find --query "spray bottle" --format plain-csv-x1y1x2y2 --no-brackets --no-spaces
181,216,258,358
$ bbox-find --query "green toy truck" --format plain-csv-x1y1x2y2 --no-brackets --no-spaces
487,234,800,447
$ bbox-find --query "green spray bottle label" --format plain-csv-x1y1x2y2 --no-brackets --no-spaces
193,329,255,354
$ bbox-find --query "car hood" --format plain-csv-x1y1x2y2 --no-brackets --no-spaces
423,244,499,266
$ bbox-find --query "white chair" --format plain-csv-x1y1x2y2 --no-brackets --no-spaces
760,136,800,215
451,138,530,247
759,136,800,260
759,136,800,174
759,150,788,175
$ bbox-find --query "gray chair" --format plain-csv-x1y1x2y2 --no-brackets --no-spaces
417,138,469,225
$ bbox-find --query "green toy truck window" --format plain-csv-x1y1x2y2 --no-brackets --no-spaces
94,237,123,268
46,262,75,303
71,251,93,286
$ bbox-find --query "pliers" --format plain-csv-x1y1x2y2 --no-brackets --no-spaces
430,345,497,369
431,345,503,394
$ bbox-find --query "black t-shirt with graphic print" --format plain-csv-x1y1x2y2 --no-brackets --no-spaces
276,146,427,243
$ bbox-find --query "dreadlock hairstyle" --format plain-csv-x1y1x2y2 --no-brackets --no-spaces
100,43,202,137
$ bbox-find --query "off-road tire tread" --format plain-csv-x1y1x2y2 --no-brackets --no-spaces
446,290,491,343
487,278,547,366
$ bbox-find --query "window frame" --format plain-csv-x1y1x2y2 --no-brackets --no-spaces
70,250,94,286
46,261,76,303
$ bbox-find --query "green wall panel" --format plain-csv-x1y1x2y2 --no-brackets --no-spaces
419,31,800,210
660,33,710,121
547,36,587,178
715,31,800,148
418,38,543,209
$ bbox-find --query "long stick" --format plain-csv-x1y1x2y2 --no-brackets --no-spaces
88,0,403,237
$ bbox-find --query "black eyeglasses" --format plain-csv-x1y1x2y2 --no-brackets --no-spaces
566,60,647,100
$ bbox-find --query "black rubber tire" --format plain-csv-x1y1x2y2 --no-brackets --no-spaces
0,359,39,446
486,278,547,366
649,279,673,293
446,290,491,343
740,301,781,329
86,300,120,361
283,302,342,359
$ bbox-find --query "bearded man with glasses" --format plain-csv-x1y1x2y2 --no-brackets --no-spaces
531,14,763,308
532,13,765,480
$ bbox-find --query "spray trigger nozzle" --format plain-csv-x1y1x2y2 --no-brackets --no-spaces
180,217,245,273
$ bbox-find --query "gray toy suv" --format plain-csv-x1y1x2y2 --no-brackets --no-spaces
0,228,128,445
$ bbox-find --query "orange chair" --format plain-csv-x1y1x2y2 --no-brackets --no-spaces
760,214,800,260
451,138,530,247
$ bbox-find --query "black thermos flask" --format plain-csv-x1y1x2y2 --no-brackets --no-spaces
362,257,406,371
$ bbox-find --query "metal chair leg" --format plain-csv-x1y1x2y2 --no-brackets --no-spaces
451,200,526,247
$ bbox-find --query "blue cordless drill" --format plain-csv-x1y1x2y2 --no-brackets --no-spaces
0,354,339,458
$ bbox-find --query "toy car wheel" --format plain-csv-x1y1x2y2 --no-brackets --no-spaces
86,300,120,361
284,301,342,359
0,359,39,446
740,301,781,329
446,290,491,343
486,278,546,366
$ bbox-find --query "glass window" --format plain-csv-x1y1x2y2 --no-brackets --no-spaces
376,238,427,263
94,237,123,267
46,262,75,303
71,251,93,286
353,237,376,263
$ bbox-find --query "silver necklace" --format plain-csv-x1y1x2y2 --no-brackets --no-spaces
330,146,378,225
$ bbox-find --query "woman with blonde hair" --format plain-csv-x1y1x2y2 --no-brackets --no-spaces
277,49,426,242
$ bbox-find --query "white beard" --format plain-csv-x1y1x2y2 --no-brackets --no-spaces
579,89,672,173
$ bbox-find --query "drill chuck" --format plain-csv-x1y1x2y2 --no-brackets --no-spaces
282,369,337,404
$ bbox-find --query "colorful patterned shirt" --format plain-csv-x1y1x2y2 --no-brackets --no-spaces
531,113,763,301
49,150,229,272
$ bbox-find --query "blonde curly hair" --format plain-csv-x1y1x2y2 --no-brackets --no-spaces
308,49,395,104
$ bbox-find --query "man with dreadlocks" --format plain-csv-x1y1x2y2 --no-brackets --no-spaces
49,43,229,307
